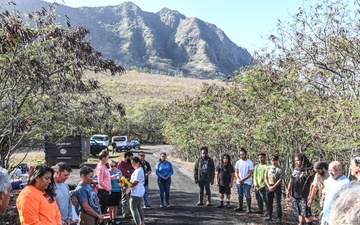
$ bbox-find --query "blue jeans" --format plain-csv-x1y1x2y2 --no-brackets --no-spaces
236,183,251,198
158,177,171,205
143,184,150,206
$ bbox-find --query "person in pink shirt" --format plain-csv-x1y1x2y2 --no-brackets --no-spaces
95,150,120,214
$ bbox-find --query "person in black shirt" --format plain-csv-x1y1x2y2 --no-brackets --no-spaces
215,154,234,208
287,153,314,225
194,146,215,206
138,151,152,209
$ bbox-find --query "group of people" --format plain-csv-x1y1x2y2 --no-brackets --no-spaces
1,148,360,225
2,149,174,225
193,147,360,225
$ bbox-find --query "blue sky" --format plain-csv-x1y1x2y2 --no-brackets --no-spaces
46,0,306,53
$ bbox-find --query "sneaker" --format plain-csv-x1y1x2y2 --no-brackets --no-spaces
275,218,282,224
159,205,164,208
234,206,243,211
166,204,171,208
264,216,272,221
196,202,204,206
246,209,253,213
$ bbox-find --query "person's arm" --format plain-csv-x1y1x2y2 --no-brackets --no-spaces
146,162,152,176
155,162,162,178
97,166,107,189
243,170,253,182
17,194,42,225
287,179,292,198
80,201,103,220
215,166,219,186
264,167,270,187
210,158,215,184
253,166,258,189
235,168,240,182
230,170,235,187
168,161,174,177
194,159,199,184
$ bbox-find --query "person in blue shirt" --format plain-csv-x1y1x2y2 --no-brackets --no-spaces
75,166,103,225
108,160,122,225
155,152,174,207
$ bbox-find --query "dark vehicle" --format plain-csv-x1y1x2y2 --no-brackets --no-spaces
90,140,108,156
129,140,141,149
45,135,90,167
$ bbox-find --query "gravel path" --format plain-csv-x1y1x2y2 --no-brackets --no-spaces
67,145,300,225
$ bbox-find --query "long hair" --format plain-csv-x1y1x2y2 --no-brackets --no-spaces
28,164,56,201
221,153,233,172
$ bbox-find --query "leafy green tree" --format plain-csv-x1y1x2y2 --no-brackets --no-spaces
0,3,125,168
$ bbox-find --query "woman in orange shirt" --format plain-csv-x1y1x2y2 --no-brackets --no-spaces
16,164,62,225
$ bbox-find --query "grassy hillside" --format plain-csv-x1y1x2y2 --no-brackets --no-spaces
85,71,226,106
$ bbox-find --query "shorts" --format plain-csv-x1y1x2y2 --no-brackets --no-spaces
219,185,231,195
292,198,312,217
236,183,251,198
107,191,121,206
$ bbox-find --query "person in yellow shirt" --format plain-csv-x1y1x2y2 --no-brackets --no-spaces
16,164,62,225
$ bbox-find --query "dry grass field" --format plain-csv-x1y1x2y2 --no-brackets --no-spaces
85,71,226,106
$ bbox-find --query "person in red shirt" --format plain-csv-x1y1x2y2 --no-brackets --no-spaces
117,151,134,218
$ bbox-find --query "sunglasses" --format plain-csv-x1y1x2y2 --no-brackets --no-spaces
110,165,117,167
139,155,145,157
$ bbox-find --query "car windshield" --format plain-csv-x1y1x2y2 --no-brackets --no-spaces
91,136,105,141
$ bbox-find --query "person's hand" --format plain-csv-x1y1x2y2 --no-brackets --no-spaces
163,176,168,180
254,186,257,192
229,183,233,188
268,186,274,192
210,181,214,185
307,196,313,206
216,182,219,187
286,190,291,198
239,179,245,185
195,180,198,184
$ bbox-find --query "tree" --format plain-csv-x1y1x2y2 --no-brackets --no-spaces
0,2,125,168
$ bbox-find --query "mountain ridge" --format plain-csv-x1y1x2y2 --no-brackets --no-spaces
6,0,253,79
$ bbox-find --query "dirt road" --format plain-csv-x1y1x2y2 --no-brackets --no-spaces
66,145,299,225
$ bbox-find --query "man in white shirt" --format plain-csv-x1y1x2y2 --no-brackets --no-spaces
234,147,254,213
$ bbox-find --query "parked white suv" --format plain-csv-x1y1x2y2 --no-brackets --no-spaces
112,136,129,151
90,134,109,146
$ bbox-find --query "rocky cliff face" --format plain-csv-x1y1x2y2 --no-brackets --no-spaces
7,0,253,79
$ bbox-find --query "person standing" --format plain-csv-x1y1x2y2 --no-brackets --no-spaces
53,162,73,225
117,151,134,218
95,150,113,215
253,153,269,215
349,155,360,180
108,160,122,225
194,146,215,206
234,147,254,213
75,166,104,225
264,155,284,223
287,153,314,225
0,168,12,214
156,152,174,207
16,164,62,225
215,153,234,208
138,151,152,209
321,161,350,225
307,161,329,208
129,157,145,225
